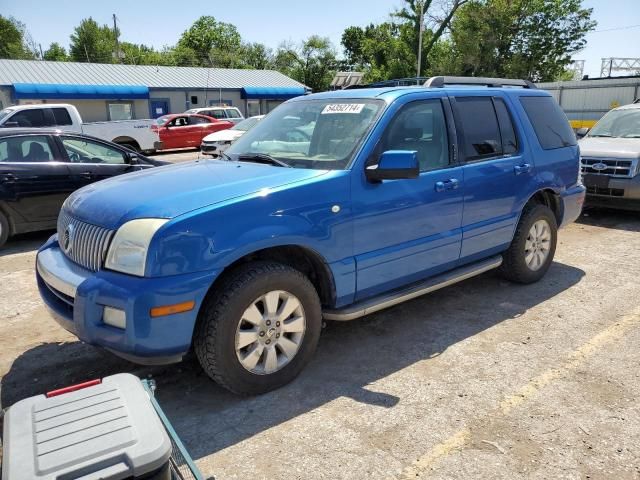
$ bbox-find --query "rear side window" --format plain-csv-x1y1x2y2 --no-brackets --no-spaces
455,97,502,160
520,96,576,150
209,109,227,119
226,108,241,118
0,135,54,162
189,116,211,125
50,108,72,126
494,98,518,155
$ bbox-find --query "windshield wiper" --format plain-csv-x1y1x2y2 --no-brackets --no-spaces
218,151,232,161
589,134,614,137
238,153,291,168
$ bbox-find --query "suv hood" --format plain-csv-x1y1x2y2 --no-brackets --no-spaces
65,160,328,229
579,137,640,159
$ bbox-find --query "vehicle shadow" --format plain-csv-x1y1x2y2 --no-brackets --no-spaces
0,230,52,257
577,207,640,232
0,261,585,461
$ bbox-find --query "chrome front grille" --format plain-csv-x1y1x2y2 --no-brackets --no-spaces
57,211,114,271
580,157,637,178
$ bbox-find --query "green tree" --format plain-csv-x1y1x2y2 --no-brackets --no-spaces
69,17,116,63
341,22,415,82
274,37,337,92
177,16,242,67
241,42,273,70
43,42,68,61
0,15,36,59
393,0,468,74
450,0,596,81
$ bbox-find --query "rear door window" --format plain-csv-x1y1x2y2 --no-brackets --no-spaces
50,108,73,126
0,135,55,162
226,108,242,119
454,97,502,160
520,96,576,150
493,98,518,155
209,109,227,119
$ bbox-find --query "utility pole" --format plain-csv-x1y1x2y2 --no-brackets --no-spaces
416,1,425,84
38,43,44,60
113,14,120,63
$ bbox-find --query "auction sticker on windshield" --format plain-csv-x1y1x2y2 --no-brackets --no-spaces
321,104,365,114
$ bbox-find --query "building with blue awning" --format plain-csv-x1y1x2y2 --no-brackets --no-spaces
0,59,309,121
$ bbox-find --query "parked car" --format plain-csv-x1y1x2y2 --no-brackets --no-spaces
0,104,162,153
152,114,234,150
0,129,166,247
36,77,584,395
184,106,245,124
201,115,264,156
578,101,640,210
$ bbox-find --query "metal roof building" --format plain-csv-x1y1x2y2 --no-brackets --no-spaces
0,59,308,121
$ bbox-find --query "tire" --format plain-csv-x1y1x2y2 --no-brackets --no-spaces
0,210,9,248
119,143,140,153
194,261,322,395
500,204,557,284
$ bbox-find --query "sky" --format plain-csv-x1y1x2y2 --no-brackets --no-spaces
1,0,639,78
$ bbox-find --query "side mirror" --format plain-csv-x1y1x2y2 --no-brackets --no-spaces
576,127,590,139
366,150,419,182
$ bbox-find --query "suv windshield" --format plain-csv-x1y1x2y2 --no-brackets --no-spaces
589,108,640,138
226,99,384,169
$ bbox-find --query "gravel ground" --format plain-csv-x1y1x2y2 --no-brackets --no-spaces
1,207,639,480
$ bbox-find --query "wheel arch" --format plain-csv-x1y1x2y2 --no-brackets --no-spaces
204,244,337,309
112,136,140,151
523,188,562,225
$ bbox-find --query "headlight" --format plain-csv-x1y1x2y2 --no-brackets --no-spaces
105,219,168,276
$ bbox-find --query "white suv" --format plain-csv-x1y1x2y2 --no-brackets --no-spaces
184,106,244,124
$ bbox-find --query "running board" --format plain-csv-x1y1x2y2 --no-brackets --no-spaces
323,255,503,321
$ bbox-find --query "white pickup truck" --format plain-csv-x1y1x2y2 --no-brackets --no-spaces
0,103,162,152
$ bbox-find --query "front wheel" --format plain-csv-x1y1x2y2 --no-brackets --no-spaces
500,204,558,284
0,211,9,248
194,261,322,395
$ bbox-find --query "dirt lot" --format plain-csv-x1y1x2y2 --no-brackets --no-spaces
1,207,639,480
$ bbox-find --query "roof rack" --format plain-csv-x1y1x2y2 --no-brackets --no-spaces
424,76,536,89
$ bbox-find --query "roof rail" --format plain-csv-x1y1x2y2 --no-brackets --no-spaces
424,76,536,89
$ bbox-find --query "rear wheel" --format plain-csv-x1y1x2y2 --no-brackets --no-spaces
0,211,9,248
194,261,322,395
500,204,557,284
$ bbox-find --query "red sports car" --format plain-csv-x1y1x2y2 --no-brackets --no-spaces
153,114,234,150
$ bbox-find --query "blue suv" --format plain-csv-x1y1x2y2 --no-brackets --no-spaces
36,77,585,394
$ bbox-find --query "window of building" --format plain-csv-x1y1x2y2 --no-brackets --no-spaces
520,96,576,150
247,100,260,117
190,96,198,105
455,97,502,160
381,99,449,172
108,102,133,121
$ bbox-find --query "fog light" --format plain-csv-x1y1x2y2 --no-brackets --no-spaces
103,306,126,329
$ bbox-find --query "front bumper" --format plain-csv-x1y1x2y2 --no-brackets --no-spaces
153,141,164,151
584,174,640,211
36,235,218,365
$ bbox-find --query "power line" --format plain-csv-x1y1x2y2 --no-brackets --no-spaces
589,23,640,33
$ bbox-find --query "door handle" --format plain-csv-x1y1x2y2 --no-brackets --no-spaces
79,171,93,179
514,163,531,175
0,173,17,182
435,178,460,192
